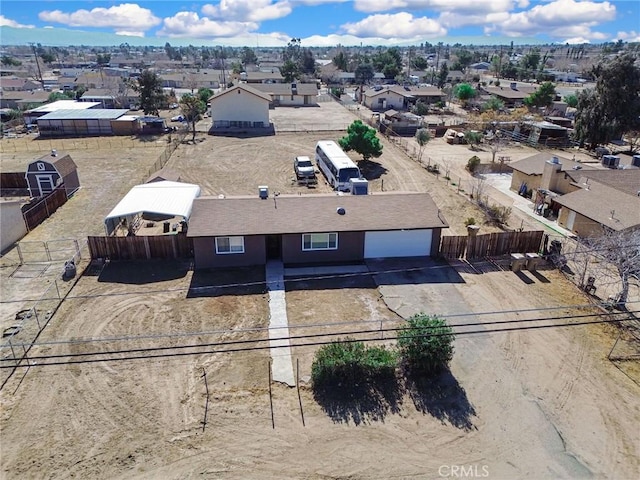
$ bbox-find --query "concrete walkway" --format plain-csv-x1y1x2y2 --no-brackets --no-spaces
265,260,295,387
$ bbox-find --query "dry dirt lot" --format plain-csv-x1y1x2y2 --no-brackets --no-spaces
1,101,638,479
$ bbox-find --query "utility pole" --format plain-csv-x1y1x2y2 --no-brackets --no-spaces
30,42,45,89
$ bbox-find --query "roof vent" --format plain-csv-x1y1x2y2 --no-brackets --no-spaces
258,186,268,199
551,156,559,164
51,149,57,157
336,207,346,215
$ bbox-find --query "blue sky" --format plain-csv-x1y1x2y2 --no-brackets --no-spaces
1,1,639,47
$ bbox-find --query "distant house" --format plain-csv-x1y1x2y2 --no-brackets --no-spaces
80,89,139,109
360,85,446,111
0,90,51,110
208,84,272,133
25,151,80,198
481,83,537,107
555,170,640,236
243,71,285,84
469,62,491,73
250,82,318,107
187,192,448,269
162,71,222,90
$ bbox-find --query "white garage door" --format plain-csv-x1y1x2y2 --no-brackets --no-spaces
364,229,433,259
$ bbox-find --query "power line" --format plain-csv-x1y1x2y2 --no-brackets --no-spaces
4,300,636,349
1,316,627,369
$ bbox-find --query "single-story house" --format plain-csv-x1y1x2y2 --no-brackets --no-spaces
520,121,571,147
250,82,318,107
242,71,285,84
333,71,385,85
0,90,52,110
379,109,424,136
208,84,272,133
79,89,139,109
481,83,537,107
35,108,130,137
25,150,80,197
104,180,201,236
360,85,446,111
187,192,448,269
162,71,222,90
469,62,492,73
509,153,595,195
555,171,640,236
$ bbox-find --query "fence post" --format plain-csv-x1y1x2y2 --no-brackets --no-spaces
16,243,24,264
33,307,41,329
8,338,18,365
43,241,51,261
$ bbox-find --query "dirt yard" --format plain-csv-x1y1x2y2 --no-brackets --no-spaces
1,100,638,479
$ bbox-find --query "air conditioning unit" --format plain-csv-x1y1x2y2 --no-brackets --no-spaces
258,185,268,199
350,178,368,195
601,155,620,169
632,155,640,168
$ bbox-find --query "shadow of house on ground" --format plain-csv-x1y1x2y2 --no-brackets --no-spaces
285,272,378,292
312,373,403,426
187,266,266,297
405,368,476,431
97,259,191,284
367,257,466,285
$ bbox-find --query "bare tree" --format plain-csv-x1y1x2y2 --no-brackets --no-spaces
582,228,640,308
487,132,509,163
415,128,431,165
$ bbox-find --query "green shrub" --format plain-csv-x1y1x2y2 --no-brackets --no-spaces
466,155,481,173
311,340,396,387
465,217,476,226
398,313,454,374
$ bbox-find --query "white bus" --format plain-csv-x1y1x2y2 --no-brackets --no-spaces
315,140,361,191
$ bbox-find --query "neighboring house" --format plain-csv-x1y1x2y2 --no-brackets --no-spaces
25,151,80,198
555,170,640,236
243,71,285,84
446,70,464,83
162,72,222,90
333,71,385,85
187,192,448,269
0,199,28,252
80,89,139,109
250,82,318,107
469,62,491,73
379,109,423,136
35,108,131,137
519,121,571,147
0,90,51,110
509,153,595,195
481,83,537,107
208,84,271,132
360,85,445,111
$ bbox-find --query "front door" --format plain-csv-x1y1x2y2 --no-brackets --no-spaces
266,235,282,259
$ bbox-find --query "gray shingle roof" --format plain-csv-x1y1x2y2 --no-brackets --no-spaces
187,193,448,237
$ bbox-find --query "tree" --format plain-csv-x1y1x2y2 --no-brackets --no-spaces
411,55,429,70
96,53,111,66
523,81,556,109
333,51,348,71
452,49,473,71
563,93,578,108
1,55,21,66
453,83,476,105
574,54,640,148
240,47,257,66
279,60,300,83
582,229,640,308
415,128,431,164
372,47,402,79
520,48,541,77
179,93,206,143
397,313,454,374
437,63,448,88
197,87,213,105
483,97,504,112
487,132,509,163
132,69,165,116
339,120,383,161
464,130,483,149
47,91,74,102
354,63,374,85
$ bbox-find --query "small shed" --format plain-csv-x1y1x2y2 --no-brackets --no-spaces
25,151,80,198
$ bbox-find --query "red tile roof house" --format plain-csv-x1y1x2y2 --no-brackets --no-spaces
187,192,448,269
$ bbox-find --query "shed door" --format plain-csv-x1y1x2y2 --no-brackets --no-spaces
364,229,432,258
36,175,54,195
566,210,576,231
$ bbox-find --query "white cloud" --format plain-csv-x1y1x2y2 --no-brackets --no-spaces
38,3,160,31
485,0,615,39
158,11,258,38
354,0,528,14
341,12,446,39
116,31,146,38
564,37,591,44
0,15,35,28
202,1,292,22
615,31,640,42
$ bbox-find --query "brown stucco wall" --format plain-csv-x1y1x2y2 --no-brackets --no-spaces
192,235,266,269
281,231,364,265
557,208,603,237
511,171,540,193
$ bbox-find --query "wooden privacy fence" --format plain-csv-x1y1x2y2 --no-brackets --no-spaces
21,186,68,231
440,230,544,260
88,234,193,260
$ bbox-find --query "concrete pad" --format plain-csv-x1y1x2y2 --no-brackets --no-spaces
265,260,295,387
284,264,369,277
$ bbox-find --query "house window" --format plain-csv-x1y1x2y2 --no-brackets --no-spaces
302,233,338,251
215,236,245,254
37,162,45,171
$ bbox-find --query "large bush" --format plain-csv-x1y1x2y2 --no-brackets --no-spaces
311,340,396,387
397,313,454,374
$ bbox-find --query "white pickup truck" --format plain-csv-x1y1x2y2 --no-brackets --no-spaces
294,156,317,184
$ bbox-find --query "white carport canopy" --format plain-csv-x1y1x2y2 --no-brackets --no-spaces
104,181,201,235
